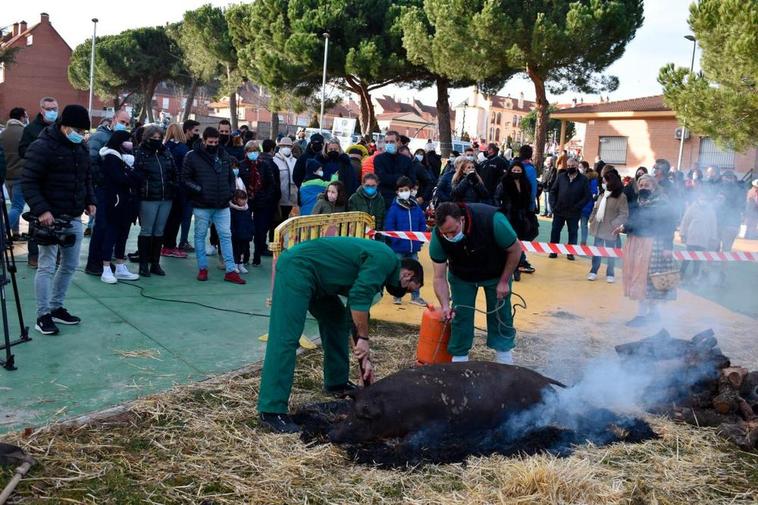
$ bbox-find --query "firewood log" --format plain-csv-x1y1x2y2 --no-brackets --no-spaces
678,407,734,427
722,367,748,389
713,389,739,415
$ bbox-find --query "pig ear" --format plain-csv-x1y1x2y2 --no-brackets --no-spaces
356,399,383,420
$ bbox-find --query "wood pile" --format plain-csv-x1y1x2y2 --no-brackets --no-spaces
615,329,758,451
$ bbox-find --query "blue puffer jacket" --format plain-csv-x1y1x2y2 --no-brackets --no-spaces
582,171,599,217
384,198,427,254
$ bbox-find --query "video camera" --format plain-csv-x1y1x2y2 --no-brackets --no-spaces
21,212,76,248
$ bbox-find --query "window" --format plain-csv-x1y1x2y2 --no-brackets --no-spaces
598,136,628,164
698,137,735,170
162,97,169,109
513,115,518,127
496,112,502,125
495,128,500,142
193,99,198,106
26,35,33,46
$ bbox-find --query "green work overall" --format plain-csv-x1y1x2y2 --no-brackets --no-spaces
258,237,400,414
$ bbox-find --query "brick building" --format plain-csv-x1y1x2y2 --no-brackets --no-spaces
552,95,757,177
0,13,97,121
374,95,454,140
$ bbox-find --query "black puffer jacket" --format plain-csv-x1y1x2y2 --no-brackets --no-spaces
21,124,95,218
182,146,235,209
134,145,177,201
548,171,591,219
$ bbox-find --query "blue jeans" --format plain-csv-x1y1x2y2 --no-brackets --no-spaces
35,218,83,317
395,252,421,299
6,180,25,232
580,214,590,245
139,200,172,236
590,237,619,276
543,192,551,215
193,207,235,272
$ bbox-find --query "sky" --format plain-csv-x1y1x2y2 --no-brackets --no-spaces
2,0,700,106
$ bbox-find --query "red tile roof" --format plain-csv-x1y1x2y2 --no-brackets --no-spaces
555,95,670,114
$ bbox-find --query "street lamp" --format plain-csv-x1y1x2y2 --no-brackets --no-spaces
676,34,697,171
319,33,330,133
87,18,98,120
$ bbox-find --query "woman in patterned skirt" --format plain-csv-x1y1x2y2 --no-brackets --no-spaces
615,174,679,327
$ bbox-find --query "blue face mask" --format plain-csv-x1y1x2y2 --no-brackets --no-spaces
66,130,84,144
415,154,424,162
113,122,128,132
444,228,465,243
44,110,58,123
247,151,259,161
233,168,239,177
364,186,377,196
385,143,397,155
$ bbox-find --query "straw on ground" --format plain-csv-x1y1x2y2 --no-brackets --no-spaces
1,321,756,504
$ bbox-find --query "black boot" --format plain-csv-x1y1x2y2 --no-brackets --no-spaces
150,236,166,276
138,236,151,277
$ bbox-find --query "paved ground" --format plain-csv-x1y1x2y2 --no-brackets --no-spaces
0,231,317,432
1,216,756,433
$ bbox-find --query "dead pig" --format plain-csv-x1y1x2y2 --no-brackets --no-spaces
328,362,565,443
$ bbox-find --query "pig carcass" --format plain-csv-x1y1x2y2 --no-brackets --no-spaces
327,362,565,443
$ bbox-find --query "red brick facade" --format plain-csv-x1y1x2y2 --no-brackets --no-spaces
0,13,97,121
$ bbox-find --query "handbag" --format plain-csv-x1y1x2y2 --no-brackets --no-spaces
649,270,680,291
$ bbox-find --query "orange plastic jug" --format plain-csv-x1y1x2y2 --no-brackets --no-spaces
416,305,453,365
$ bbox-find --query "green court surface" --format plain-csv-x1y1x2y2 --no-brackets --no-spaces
0,234,317,433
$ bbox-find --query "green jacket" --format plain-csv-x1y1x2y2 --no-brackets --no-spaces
348,186,386,230
0,119,25,181
277,237,400,311
312,193,346,215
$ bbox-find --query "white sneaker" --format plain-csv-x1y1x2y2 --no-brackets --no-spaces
114,263,139,281
101,268,117,284
238,264,249,274
607,276,616,284
393,297,402,305
495,350,513,365
587,272,598,281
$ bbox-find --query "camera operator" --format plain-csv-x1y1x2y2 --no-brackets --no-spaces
451,156,490,204
21,104,96,335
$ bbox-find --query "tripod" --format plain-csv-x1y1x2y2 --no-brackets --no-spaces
0,193,30,371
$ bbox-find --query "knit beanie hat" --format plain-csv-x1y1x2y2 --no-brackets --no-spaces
60,104,91,130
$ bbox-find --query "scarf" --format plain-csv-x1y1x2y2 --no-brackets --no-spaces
229,200,249,211
596,191,612,222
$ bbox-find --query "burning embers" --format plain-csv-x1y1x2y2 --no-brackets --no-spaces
616,329,758,451
293,362,656,468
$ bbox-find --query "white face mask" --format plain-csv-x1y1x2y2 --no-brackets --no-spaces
398,190,411,201
315,169,324,177
280,147,292,157
410,189,418,197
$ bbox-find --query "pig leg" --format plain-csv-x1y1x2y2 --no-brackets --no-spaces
309,295,351,389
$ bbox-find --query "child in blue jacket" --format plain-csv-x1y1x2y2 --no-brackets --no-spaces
385,176,427,306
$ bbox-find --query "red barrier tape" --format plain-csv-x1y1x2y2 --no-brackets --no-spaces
368,229,758,262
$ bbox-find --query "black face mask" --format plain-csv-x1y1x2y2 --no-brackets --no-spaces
327,151,339,160
189,134,199,143
311,142,323,153
385,283,407,298
567,167,578,175
219,134,230,145
205,145,219,155
638,188,652,200
146,138,162,151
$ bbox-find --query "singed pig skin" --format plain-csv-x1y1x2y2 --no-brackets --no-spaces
328,362,565,443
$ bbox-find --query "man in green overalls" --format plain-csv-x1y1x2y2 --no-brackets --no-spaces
430,202,522,364
258,236,423,433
